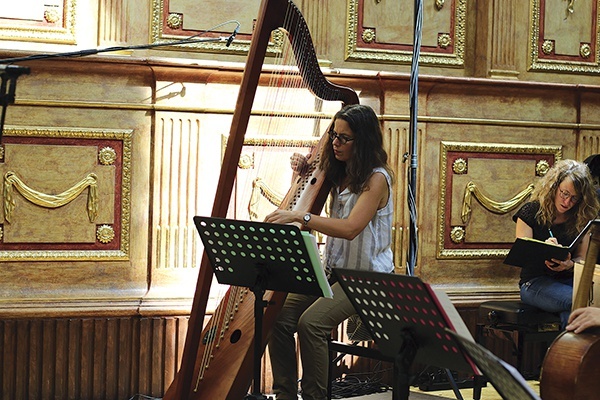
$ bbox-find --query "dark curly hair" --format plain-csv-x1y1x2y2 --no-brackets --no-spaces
319,104,393,193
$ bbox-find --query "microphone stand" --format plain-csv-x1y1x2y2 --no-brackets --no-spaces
0,20,241,144
0,65,30,144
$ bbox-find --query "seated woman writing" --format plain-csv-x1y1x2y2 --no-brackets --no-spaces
514,159,599,329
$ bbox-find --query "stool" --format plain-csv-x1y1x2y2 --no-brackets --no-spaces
476,300,561,379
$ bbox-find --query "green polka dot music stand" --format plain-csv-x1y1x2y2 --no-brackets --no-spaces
193,216,332,400
333,268,480,400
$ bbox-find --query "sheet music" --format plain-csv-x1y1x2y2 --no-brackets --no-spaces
301,231,333,298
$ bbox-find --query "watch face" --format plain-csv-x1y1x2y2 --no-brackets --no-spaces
304,214,311,224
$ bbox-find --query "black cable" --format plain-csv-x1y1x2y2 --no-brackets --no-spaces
0,19,241,65
406,0,423,276
127,395,162,400
329,361,393,398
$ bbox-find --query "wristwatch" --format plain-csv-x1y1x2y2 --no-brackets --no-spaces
303,213,311,226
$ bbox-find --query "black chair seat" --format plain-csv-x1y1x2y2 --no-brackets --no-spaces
478,300,561,330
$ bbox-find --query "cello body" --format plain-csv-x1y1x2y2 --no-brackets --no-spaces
539,329,600,400
163,0,359,399
540,220,600,400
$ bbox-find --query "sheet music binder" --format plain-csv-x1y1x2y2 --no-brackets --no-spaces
504,219,593,271
446,329,541,400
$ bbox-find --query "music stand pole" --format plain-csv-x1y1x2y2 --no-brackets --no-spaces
393,331,417,400
248,268,269,400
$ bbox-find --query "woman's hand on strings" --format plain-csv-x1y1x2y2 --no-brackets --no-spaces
265,209,301,225
290,153,310,175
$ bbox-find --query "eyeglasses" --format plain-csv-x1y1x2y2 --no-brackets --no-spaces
328,130,354,145
558,187,580,204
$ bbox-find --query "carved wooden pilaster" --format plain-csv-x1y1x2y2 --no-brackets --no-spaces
98,0,129,45
297,0,332,66
476,0,520,79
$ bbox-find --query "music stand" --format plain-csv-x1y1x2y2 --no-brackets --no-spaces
194,216,332,400
446,329,541,400
333,268,480,400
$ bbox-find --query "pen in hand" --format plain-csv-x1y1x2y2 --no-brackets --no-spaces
546,228,559,245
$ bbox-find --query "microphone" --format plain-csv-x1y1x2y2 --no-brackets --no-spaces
226,25,239,47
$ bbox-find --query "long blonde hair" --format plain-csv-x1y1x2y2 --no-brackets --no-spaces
531,159,599,235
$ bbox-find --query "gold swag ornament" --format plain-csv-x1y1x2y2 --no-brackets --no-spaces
3,171,98,223
461,181,534,224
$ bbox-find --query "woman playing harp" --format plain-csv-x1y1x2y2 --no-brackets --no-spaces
265,104,395,400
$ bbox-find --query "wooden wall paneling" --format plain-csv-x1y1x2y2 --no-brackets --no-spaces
530,0,600,73
55,320,69,399
117,318,133,398
67,319,81,399
151,317,165,396
41,319,59,398
137,317,151,396
345,0,467,67
0,0,76,43
105,319,118,400
80,319,94,400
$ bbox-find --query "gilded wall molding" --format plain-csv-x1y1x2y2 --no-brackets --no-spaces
529,0,600,73
0,0,76,44
0,126,132,261
345,0,467,66
438,141,561,259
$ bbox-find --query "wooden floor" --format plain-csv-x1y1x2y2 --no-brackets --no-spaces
336,380,541,399
264,380,540,399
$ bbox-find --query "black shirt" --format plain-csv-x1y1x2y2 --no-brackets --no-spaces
512,201,575,286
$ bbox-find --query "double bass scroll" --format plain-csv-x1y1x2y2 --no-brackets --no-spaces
163,1,359,399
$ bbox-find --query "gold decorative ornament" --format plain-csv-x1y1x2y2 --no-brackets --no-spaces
566,0,575,16
166,13,183,30
4,171,98,224
44,9,60,24
452,158,467,174
0,225,3,241
450,226,465,244
541,40,554,55
238,153,254,169
435,0,445,11
438,141,561,259
98,147,117,165
362,29,376,44
580,43,592,59
438,33,452,49
461,181,534,224
97,225,115,244
0,145,4,162
536,160,550,176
